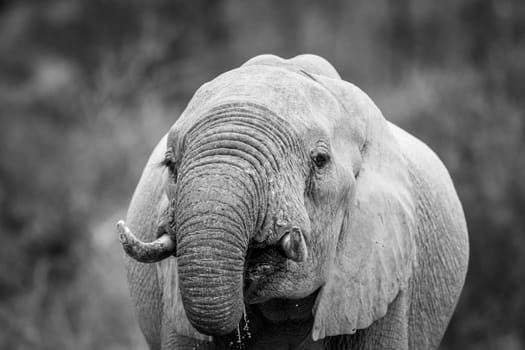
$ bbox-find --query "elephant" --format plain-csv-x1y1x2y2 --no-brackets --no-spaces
117,54,469,350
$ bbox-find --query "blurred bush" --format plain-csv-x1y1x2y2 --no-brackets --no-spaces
400,68,525,349
0,0,523,349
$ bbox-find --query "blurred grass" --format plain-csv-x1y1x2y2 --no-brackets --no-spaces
0,56,172,349
1,213,148,350
0,0,524,349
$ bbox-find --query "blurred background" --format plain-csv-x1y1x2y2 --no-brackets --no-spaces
0,0,524,349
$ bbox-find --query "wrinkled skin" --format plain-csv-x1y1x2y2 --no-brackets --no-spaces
118,54,469,350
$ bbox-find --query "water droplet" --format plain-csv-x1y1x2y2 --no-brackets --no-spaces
236,324,243,345
243,312,252,339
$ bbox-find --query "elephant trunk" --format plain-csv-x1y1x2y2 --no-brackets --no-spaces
173,104,297,335
175,162,264,335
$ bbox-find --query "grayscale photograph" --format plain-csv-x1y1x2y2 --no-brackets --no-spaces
0,1,523,349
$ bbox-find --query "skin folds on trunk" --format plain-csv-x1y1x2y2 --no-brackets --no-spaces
175,168,253,335
174,111,266,335
173,104,302,336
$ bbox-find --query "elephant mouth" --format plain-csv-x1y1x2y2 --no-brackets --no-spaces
243,246,287,304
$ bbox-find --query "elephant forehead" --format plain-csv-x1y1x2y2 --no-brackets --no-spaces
176,65,338,135
242,54,341,80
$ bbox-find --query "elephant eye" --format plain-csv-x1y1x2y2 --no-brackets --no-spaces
162,157,177,176
312,151,330,169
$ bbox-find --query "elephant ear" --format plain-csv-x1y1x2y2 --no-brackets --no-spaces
310,75,417,340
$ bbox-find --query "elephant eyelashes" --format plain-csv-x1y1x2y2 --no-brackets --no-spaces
311,151,330,169
305,150,330,198
162,157,177,178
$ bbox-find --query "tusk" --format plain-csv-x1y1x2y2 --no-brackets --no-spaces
117,220,176,263
280,227,308,262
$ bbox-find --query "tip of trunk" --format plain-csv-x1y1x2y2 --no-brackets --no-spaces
190,307,243,336
180,267,245,336
177,236,246,337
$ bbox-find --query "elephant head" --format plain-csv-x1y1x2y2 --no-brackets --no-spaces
118,54,416,341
